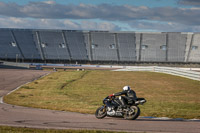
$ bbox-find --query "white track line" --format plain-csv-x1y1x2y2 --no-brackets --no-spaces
0,72,50,104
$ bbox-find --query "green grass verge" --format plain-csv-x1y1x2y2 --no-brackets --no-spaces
4,70,200,119
0,126,129,133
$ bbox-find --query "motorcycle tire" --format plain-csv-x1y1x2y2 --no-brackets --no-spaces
123,106,140,120
95,106,107,119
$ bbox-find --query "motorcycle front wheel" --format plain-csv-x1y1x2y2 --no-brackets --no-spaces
95,106,107,119
123,106,140,120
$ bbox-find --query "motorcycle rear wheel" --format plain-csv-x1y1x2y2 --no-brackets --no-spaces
123,106,140,120
95,106,107,119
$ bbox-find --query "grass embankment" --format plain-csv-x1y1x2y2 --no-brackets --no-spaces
4,70,200,119
0,126,129,133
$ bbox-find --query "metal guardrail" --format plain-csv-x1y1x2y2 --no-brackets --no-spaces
4,62,199,81
2,61,30,68
114,66,200,81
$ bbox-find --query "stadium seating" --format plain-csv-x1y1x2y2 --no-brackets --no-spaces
0,29,22,59
117,33,137,61
139,33,167,62
188,34,200,62
13,29,41,59
36,30,71,60
167,33,187,62
64,31,88,60
0,28,199,63
90,32,118,61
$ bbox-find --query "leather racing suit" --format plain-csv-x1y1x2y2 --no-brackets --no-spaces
114,90,137,107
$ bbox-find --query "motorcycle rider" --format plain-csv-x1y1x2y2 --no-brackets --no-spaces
109,86,137,108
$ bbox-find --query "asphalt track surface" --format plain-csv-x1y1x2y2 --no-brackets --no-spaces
0,69,200,133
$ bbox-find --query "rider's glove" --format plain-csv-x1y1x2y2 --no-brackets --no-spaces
109,94,115,98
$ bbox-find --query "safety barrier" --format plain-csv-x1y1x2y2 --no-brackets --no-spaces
2,61,30,68
114,66,200,81
8,62,199,81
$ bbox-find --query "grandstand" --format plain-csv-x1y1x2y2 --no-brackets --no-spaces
0,28,199,64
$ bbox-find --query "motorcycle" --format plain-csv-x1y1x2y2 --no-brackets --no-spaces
95,95,146,120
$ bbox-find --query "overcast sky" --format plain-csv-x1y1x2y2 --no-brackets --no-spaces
0,0,200,32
